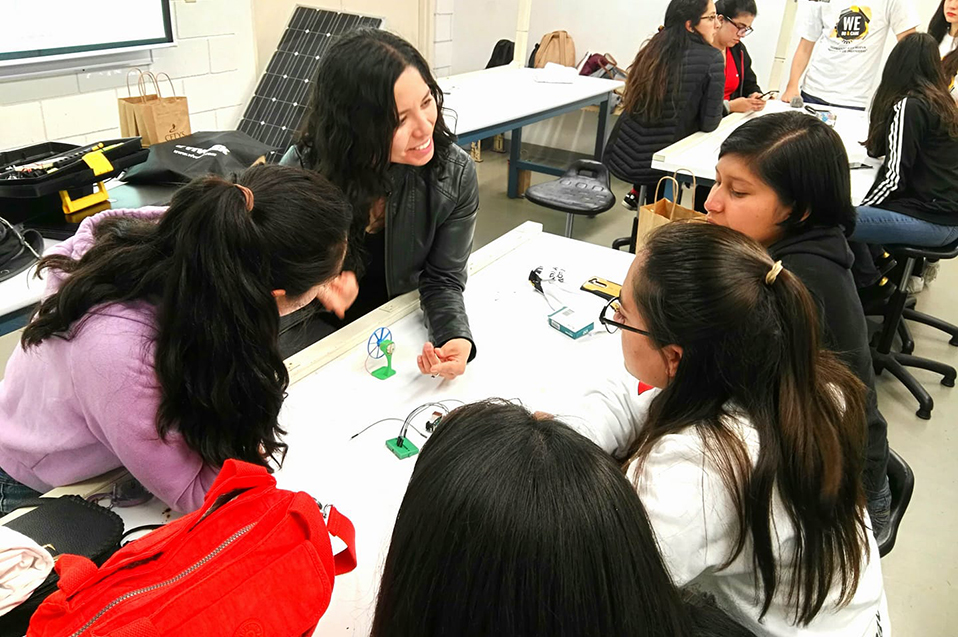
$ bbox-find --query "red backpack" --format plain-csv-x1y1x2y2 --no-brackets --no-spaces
27,460,356,637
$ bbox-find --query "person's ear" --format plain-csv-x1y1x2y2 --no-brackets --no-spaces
686,20,695,32
662,344,684,380
272,289,290,315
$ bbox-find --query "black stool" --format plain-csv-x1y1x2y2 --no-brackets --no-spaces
872,240,958,419
877,448,915,557
524,160,615,238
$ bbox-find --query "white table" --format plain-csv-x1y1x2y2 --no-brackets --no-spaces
440,66,624,197
22,222,634,635
651,100,880,205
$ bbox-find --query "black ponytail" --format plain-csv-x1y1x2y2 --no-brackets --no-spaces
23,164,351,469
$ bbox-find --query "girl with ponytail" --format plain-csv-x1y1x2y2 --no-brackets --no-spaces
0,164,351,513
571,222,886,635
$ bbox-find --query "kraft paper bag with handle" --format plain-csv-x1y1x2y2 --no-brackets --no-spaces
118,70,191,147
635,172,706,249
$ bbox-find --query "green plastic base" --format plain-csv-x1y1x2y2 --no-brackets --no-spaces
385,437,419,459
371,365,396,380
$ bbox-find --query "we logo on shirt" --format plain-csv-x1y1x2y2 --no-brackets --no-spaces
831,6,872,41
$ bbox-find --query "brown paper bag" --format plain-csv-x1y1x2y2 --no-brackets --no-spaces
634,173,706,249
118,71,191,147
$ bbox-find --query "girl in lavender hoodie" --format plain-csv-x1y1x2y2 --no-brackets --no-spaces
0,165,351,513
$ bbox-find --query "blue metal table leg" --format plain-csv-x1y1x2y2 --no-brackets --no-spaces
594,97,610,160
508,126,523,199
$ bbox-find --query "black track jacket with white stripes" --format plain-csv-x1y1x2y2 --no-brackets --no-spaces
861,96,958,225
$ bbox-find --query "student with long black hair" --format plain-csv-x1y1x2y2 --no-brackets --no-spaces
703,111,892,535
605,0,724,210
371,400,755,637
281,28,478,379
852,33,958,258
928,0,958,100
0,165,351,514
576,223,886,635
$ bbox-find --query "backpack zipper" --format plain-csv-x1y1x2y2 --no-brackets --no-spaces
67,523,255,637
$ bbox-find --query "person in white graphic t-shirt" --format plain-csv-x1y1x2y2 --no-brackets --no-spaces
781,0,919,109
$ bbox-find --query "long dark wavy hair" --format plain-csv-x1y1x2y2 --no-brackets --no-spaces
371,400,756,637
626,223,869,626
622,0,712,119
928,0,958,81
719,112,856,236
22,165,351,469
865,33,958,156
296,28,455,271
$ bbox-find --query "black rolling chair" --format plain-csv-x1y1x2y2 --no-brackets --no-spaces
524,160,616,238
871,239,958,419
877,448,915,557
895,294,958,355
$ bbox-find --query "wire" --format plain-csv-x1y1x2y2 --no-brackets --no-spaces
351,417,405,440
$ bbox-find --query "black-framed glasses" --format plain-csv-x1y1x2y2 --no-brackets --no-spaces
700,12,718,22
720,14,753,36
599,297,654,337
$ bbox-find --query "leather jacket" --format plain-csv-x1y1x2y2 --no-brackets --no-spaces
280,143,479,358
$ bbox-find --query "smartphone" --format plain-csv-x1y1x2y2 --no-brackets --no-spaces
580,276,622,301
759,90,779,100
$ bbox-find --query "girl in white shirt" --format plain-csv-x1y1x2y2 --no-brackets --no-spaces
929,0,958,100
573,222,887,636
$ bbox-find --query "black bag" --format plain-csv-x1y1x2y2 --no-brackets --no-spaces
0,496,123,636
0,217,42,284
121,131,272,185
527,43,540,68
486,39,515,68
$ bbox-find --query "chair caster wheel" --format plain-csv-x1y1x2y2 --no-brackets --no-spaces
917,408,932,420
942,376,956,388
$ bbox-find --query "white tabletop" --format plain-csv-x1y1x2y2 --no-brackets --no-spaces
60,222,635,635
651,100,880,205
439,66,623,139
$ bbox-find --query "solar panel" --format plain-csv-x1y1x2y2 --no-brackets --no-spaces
238,7,383,162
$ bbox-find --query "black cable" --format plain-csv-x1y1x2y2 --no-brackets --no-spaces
350,417,405,440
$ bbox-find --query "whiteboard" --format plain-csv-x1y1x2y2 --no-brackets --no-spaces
0,0,173,68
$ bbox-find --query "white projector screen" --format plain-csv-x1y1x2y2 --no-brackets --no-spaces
0,0,173,67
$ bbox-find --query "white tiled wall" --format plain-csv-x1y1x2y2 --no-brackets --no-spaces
432,0,454,78
0,0,258,152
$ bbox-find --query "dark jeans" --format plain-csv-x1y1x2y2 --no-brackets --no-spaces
868,475,893,539
0,466,41,516
801,90,866,112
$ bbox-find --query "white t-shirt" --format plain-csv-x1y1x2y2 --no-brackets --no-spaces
562,373,889,637
798,0,919,108
941,33,958,102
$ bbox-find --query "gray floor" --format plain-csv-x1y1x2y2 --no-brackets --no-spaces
473,149,957,636
1,151,953,633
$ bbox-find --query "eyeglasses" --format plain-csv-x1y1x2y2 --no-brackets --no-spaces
599,297,654,337
700,12,718,22
719,14,753,36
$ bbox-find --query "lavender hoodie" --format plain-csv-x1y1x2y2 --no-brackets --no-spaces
0,208,219,512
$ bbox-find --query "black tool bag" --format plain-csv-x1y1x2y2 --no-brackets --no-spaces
0,496,123,636
121,131,273,185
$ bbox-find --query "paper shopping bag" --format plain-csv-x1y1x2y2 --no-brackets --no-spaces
634,173,706,249
117,71,191,147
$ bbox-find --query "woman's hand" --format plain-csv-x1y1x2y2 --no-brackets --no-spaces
729,95,766,113
316,271,359,319
417,339,472,380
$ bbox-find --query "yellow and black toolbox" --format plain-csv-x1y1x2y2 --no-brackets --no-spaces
0,138,148,239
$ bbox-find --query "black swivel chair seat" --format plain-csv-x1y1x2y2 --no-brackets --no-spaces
871,239,958,419
524,160,616,238
877,448,915,557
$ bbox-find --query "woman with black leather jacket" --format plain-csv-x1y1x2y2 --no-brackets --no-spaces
280,28,479,379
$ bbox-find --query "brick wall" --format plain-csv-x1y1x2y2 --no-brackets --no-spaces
0,0,258,152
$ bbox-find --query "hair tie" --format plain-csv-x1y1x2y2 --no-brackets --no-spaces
765,260,784,286
235,184,254,212
657,25,665,32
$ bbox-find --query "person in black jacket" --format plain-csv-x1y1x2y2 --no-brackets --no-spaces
279,29,479,379
850,33,958,286
703,111,893,536
605,0,724,210
713,0,765,115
